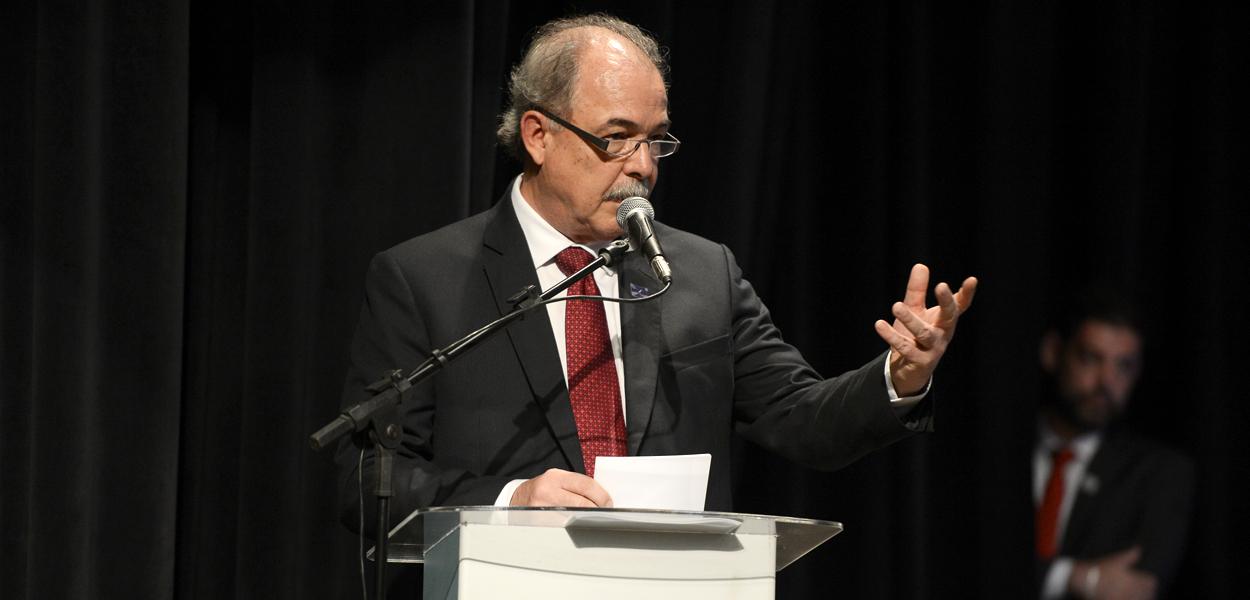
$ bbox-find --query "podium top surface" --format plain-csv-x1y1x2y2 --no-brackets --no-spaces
378,506,843,571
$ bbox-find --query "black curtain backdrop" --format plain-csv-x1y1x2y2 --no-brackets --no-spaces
2,1,1246,598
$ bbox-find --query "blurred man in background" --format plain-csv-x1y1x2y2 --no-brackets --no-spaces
1034,292,1193,599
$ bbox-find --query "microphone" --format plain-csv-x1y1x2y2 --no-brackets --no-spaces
616,197,672,284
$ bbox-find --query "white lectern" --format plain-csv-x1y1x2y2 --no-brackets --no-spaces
373,507,842,600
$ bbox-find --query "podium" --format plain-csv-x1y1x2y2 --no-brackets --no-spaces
374,507,842,599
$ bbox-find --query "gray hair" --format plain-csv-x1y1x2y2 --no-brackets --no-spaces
496,14,669,165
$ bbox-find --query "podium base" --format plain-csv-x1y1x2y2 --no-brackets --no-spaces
425,521,776,600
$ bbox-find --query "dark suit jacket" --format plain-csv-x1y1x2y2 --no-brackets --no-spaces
1039,427,1194,596
339,196,932,526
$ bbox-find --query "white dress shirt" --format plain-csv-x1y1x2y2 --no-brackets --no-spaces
1035,423,1103,599
510,176,629,419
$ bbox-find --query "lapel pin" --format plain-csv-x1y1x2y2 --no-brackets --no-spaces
630,282,651,298
1081,475,1100,495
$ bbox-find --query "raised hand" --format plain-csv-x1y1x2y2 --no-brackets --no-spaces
874,264,978,396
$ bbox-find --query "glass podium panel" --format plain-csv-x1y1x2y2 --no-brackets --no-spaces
373,506,842,572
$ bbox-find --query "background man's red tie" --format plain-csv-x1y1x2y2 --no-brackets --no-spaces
1036,447,1075,559
556,247,627,478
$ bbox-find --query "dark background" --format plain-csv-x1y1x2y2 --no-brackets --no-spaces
2,1,1245,598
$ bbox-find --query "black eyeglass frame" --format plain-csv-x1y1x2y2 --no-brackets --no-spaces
534,106,681,159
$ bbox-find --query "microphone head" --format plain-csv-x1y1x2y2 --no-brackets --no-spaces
616,196,655,229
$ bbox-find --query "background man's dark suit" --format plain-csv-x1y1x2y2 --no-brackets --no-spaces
339,195,933,523
1039,428,1194,597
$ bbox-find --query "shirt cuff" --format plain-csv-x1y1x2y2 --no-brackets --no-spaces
494,479,527,506
1042,558,1074,600
883,349,930,410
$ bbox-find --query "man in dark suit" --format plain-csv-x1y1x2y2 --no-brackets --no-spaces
339,14,978,523
1034,293,1193,599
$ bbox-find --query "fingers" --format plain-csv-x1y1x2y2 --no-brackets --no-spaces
900,264,980,316
514,476,595,507
874,319,909,353
512,469,614,508
892,302,939,347
563,472,614,507
883,266,978,356
954,276,978,312
903,264,930,310
1135,574,1158,599
1095,546,1153,600
1107,545,1142,567
935,282,958,325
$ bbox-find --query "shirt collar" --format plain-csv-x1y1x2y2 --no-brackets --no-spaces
1038,419,1102,462
510,175,616,273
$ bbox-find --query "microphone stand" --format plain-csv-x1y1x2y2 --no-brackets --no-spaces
309,239,629,599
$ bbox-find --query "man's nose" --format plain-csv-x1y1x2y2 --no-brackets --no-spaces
622,141,657,181
1098,362,1123,393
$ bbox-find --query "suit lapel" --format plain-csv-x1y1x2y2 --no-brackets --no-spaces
1063,433,1129,554
481,198,585,474
618,251,661,455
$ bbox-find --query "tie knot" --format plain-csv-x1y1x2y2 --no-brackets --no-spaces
1052,447,1075,468
555,246,594,276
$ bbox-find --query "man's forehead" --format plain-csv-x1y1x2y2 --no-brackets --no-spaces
571,69,668,128
1073,320,1142,353
603,115,671,131
576,102,670,132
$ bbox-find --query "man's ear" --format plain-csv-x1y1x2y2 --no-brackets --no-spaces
519,110,548,167
1039,331,1061,373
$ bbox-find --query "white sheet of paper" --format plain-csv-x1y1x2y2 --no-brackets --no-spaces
593,453,711,511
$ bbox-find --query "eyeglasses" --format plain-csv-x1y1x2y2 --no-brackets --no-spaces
535,106,681,159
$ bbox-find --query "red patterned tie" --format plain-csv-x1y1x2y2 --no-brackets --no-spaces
1036,447,1075,559
556,246,627,477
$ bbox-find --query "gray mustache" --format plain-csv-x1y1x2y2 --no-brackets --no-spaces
603,180,651,202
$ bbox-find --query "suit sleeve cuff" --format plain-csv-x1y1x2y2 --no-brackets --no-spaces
883,349,931,411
